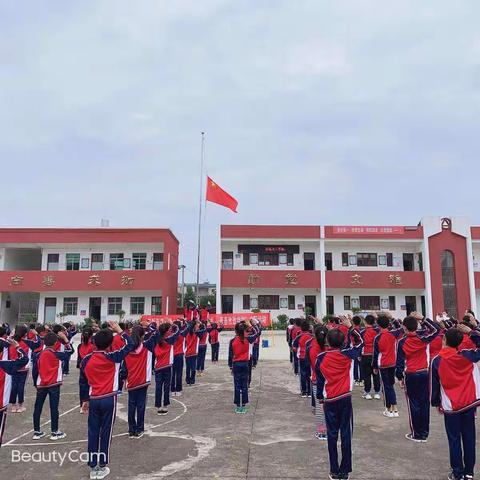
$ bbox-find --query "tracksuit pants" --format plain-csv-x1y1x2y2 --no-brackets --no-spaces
197,345,207,372
248,359,253,386
353,357,363,382
0,409,6,447
299,358,311,395
293,353,299,374
444,408,476,480
289,348,294,363
185,355,197,385
171,355,184,393
361,355,380,393
154,368,171,408
311,384,326,434
33,385,60,432
128,386,148,434
79,380,90,406
380,367,397,408
232,361,249,407
252,343,259,367
88,396,117,468
9,371,28,404
404,371,430,440
324,396,353,477
211,343,220,362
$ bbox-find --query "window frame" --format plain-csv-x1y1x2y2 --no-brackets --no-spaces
356,253,377,267
63,297,78,316
66,253,80,271
108,297,123,315
132,253,147,270
130,296,145,315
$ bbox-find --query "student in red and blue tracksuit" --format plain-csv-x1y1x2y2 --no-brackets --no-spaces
228,321,259,413
77,327,95,413
31,331,73,440
360,315,380,400
124,325,154,438
9,325,41,413
252,322,262,368
184,320,207,385
0,338,28,447
372,315,403,417
145,322,180,415
80,322,133,480
287,319,295,364
208,322,223,363
430,327,480,480
171,320,189,397
315,323,364,480
292,320,314,397
291,319,302,375
351,316,363,384
395,314,440,442
196,321,209,376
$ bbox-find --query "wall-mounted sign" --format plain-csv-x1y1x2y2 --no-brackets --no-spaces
80,310,86,316
285,273,298,285
350,274,363,285
333,226,404,235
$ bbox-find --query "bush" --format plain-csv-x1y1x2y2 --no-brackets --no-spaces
274,314,289,330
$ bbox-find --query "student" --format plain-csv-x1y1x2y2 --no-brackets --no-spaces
290,319,302,375
184,320,206,386
360,315,381,400
171,320,188,397
0,337,28,448
395,313,440,442
351,316,363,386
429,318,447,359
315,321,364,480
124,325,153,438
196,321,209,376
77,327,95,414
306,324,328,440
80,321,134,480
228,320,259,414
31,331,73,440
372,314,403,417
9,325,41,413
287,319,295,364
208,321,223,363
292,319,314,397
61,322,78,375
431,326,480,480
252,321,262,368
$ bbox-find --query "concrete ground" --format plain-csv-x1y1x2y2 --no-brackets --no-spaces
0,331,469,479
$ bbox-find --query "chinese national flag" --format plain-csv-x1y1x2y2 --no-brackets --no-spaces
206,176,238,213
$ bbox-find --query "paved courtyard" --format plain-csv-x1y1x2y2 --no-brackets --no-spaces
0,332,470,479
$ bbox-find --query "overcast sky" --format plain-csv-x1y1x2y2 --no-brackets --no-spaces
1,1,479,283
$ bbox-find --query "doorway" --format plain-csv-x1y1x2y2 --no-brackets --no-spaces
304,295,317,317
405,296,417,315
421,295,426,317
326,295,334,316
44,297,57,323
89,297,102,320
304,253,315,271
403,253,414,271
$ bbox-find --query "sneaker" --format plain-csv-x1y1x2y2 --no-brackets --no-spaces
32,431,46,440
340,475,350,480
176,391,182,397
157,409,168,416
405,433,423,443
16,405,26,413
235,407,242,414
447,473,462,480
464,475,474,480
135,431,144,439
96,466,111,480
314,432,327,440
90,467,100,480
393,410,399,418
383,410,395,418
301,394,308,398
362,393,372,400
241,406,248,414
129,432,136,439
354,381,360,387
50,431,66,440
328,474,340,480
171,391,177,397
374,393,381,400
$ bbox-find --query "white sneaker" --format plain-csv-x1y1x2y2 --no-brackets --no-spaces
96,466,110,480
383,410,395,418
171,392,177,397
50,431,67,440
32,431,46,440
363,393,372,400
176,391,182,397
374,393,381,400
89,467,99,480
393,410,399,417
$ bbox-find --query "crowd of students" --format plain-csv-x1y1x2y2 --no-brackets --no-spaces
287,310,480,480
0,306,262,480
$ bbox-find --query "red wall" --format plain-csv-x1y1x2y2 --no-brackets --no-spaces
326,270,425,289
221,269,321,289
221,225,321,239
428,229,471,317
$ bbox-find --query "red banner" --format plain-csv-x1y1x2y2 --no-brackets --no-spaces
332,226,404,235
140,312,271,329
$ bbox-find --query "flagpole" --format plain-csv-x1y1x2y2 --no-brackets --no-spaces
195,132,205,304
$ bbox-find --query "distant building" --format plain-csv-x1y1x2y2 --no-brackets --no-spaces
179,282,216,297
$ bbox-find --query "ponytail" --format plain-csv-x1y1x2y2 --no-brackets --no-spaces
235,322,246,341
130,325,145,350
314,324,328,349
82,327,93,345
14,325,28,342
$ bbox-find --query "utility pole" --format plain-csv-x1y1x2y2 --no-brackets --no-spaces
178,265,186,308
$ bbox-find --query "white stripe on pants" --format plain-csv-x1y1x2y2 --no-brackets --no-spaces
311,384,326,433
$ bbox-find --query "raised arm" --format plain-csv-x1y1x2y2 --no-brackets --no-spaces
0,342,28,375
419,318,440,343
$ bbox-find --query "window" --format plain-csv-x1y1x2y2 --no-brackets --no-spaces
357,253,377,267
91,253,104,271
389,296,396,311
418,252,423,272
403,253,414,271
151,296,162,315
222,252,233,270
130,297,145,315
441,250,458,318
153,253,164,270
132,253,147,270
108,297,123,315
344,296,351,310
326,296,334,315
258,253,279,266
386,253,393,267
110,253,124,270
288,295,295,310
44,298,57,323
243,295,250,310
66,253,80,271
359,296,380,310
81,258,90,269
63,297,78,315
47,254,59,271
249,253,258,265
342,252,349,267
304,252,315,270
325,252,332,271
221,295,233,313
258,295,279,310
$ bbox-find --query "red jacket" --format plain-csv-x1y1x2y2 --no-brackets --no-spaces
228,327,259,366
32,345,72,388
361,325,378,355
373,327,403,369
293,332,314,360
185,324,206,357
306,338,324,382
124,344,153,390
9,335,41,372
0,343,28,410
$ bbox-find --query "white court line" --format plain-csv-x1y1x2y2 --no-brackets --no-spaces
3,398,188,447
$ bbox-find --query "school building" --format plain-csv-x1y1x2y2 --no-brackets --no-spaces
0,228,179,324
217,217,480,321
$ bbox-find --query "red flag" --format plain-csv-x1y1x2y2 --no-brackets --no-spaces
206,176,238,213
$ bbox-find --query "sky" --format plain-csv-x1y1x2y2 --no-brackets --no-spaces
1,0,480,284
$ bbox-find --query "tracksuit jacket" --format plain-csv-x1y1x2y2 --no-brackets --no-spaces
228,326,260,366
0,342,28,411
32,343,73,388
124,342,153,391
372,322,403,369
185,323,207,357
146,326,180,371
292,331,314,359
9,335,41,372
208,325,224,344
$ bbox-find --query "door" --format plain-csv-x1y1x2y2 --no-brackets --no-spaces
304,295,317,317
403,253,414,271
325,252,332,271
221,295,233,314
89,297,102,320
421,295,426,317
326,295,334,316
44,298,57,323
405,296,417,315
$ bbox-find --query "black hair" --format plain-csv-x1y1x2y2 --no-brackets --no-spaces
62,322,71,329
403,316,418,332
101,322,109,330
0,326,6,337
327,329,345,348
130,325,145,350
93,329,113,350
445,328,464,349
295,318,302,327
52,324,64,334
118,322,126,331
29,323,37,330
364,314,375,326
300,319,310,332
235,322,247,341
44,332,58,348
314,324,328,349
36,325,46,335
352,316,362,327
467,310,475,317
289,318,295,325
82,327,94,345
14,325,28,341
377,315,390,329
157,323,171,345
329,316,340,325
